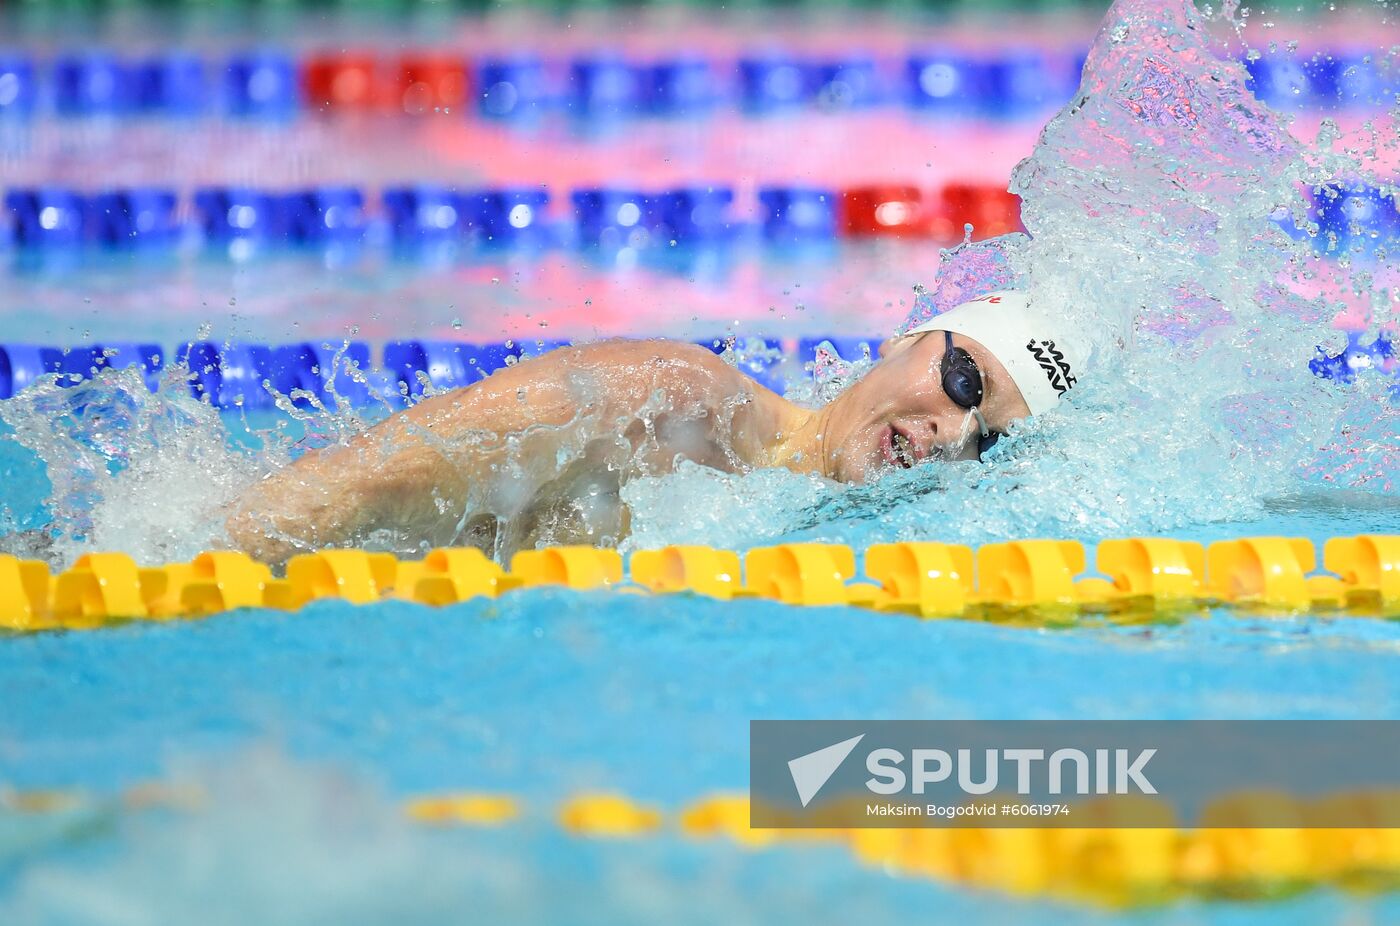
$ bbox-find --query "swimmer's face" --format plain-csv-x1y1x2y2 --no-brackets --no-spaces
819,331,1033,483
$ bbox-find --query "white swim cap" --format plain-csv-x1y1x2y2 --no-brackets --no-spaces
906,290,1085,416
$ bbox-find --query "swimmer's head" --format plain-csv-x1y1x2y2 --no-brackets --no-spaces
819,290,1086,481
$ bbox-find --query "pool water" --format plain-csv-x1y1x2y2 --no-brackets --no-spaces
3,533,1400,924
4,0,1400,922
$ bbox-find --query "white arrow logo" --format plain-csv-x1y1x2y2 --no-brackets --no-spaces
788,734,865,808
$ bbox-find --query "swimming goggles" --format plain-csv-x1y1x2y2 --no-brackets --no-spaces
939,330,1001,459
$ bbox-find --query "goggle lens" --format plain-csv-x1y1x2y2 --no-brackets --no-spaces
941,355,984,408
939,331,1002,461
939,332,985,410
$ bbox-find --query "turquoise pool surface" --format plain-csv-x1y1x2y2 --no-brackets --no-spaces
1,315,1397,923
2,246,1396,922
4,538,1400,924
3,0,1399,913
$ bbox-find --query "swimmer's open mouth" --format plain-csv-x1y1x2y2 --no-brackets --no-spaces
882,425,917,469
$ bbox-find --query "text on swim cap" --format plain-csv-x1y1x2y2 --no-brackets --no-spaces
1025,339,1077,396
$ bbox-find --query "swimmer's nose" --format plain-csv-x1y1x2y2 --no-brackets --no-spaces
924,411,977,459
911,416,938,460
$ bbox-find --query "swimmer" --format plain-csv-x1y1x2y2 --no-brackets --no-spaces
227,291,1084,564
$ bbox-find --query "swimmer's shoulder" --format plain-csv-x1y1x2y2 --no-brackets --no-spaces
428,338,769,415
533,337,723,364
520,338,756,386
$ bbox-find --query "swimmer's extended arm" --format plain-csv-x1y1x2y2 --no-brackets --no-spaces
225,368,565,565
224,340,774,565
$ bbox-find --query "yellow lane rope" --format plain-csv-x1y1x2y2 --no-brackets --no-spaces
6,783,1397,908
2,535,1397,632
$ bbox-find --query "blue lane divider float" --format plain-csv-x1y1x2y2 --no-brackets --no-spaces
0,184,544,253
382,339,569,404
86,189,181,248
49,343,164,392
656,186,736,245
2,181,1397,261
313,342,373,408
382,185,471,244
470,188,552,247
263,342,373,408
0,54,36,117
224,49,299,118
53,51,132,116
178,341,375,411
134,52,209,115
383,340,515,401
0,47,1392,124
985,48,1064,118
571,189,655,248
811,56,883,109
647,56,719,116
1331,52,1397,109
3,335,1395,410
906,46,1095,117
758,187,838,243
1309,332,1396,384
193,187,280,242
907,49,993,116
568,55,644,120
738,53,811,114
3,188,86,248
0,345,55,400
45,50,213,117
51,346,103,382
569,186,741,249
1247,51,1400,111
281,186,367,245
0,343,163,400
178,342,275,411
477,55,550,121
1311,183,1400,256
51,343,164,392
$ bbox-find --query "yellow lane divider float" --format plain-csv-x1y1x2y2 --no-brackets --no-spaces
1,535,1397,632
7,783,1396,909
420,788,1399,907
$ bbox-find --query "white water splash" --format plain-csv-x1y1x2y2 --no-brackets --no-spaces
0,365,279,566
625,0,1399,551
